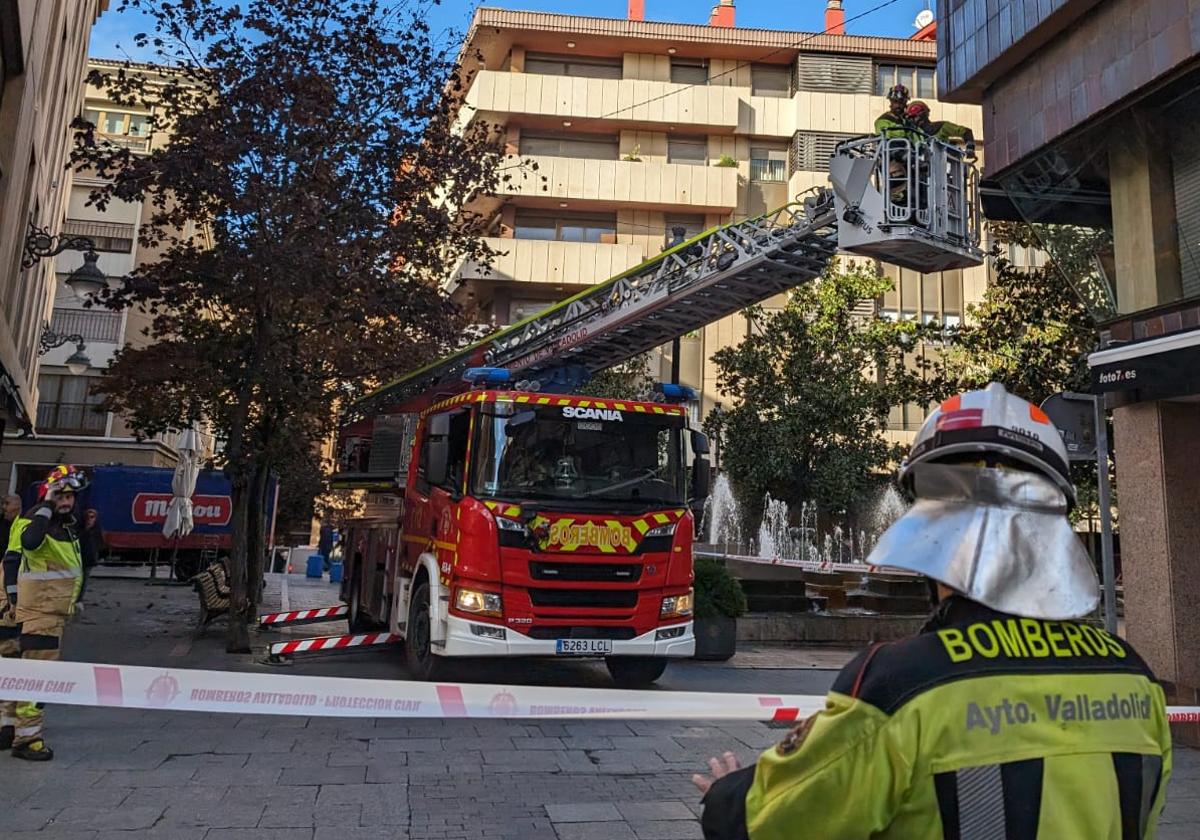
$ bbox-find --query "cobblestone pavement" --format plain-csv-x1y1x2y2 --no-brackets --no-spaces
0,571,1195,839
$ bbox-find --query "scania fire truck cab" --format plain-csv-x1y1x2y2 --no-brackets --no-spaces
337,382,709,686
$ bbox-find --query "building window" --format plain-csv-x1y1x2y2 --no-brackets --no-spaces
750,145,788,182
84,107,151,151
876,63,936,98
509,299,557,324
667,136,707,166
794,53,873,94
751,63,791,97
513,210,617,243
61,219,135,253
670,57,709,85
664,214,707,247
524,53,622,80
789,130,857,174
519,132,619,160
888,402,930,431
36,374,106,436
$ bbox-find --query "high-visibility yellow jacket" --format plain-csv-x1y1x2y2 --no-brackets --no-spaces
15,506,82,634
3,515,29,605
701,598,1171,840
874,112,922,144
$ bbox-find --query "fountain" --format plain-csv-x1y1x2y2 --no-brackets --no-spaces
704,473,743,552
701,475,930,640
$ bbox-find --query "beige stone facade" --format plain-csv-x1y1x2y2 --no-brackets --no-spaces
446,8,986,441
1,59,211,494
0,1,107,438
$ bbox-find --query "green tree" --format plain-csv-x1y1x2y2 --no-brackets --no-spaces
586,353,654,401
73,0,511,651
704,260,938,524
937,222,1112,521
940,222,1103,403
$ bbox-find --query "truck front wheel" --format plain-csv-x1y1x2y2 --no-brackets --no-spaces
404,580,443,680
605,656,668,687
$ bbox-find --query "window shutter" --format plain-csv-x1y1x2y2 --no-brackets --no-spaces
789,131,858,173
794,53,873,94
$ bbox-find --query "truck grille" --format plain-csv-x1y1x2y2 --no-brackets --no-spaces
528,588,639,609
527,626,637,640
529,561,642,583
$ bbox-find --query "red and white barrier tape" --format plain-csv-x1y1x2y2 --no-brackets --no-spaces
0,658,823,720
269,632,398,659
259,605,348,627
0,658,1197,723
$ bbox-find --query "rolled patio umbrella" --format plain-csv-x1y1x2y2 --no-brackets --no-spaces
163,425,202,540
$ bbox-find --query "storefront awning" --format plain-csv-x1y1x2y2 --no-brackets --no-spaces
1089,328,1200,403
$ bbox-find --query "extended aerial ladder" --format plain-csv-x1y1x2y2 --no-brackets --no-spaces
347,134,981,427
268,135,983,656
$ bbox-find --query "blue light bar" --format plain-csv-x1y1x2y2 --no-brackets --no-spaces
654,382,697,403
463,367,512,387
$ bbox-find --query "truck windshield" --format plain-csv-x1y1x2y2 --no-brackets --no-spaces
472,404,686,508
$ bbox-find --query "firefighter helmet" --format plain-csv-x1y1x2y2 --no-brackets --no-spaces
870,383,1098,620
905,100,931,120
886,84,910,103
898,383,1075,505
39,464,89,500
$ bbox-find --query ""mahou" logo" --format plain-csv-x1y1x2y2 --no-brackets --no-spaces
131,493,232,526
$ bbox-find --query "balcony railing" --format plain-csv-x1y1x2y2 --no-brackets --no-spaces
97,132,150,152
36,402,107,436
51,308,123,344
453,237,646,290
498,155,739,211
465,70,741,131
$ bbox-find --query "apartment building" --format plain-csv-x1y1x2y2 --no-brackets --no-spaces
1,59,210,494
445,4,985,441
0,1,108,445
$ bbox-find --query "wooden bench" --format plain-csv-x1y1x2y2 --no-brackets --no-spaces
191,559,231,638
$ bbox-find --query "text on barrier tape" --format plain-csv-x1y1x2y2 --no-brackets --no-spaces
0,659,1197,723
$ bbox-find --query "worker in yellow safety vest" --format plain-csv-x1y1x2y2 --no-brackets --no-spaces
693,384,1171,839
0,494,25,746
0,466,86,761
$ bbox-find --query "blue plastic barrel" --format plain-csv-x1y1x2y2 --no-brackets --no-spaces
306,554,324,578
328,561,343,584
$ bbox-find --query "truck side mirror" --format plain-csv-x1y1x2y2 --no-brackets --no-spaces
691,457,710,502
691,431,710,456
426,413,450,488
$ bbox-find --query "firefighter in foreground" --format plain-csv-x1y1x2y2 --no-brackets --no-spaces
694,383,1171,839
0,466,86,760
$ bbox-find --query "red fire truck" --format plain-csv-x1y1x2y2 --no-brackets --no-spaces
268,135,983,684
335,375,708,686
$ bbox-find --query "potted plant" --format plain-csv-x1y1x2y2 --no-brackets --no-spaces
621,144,642,162
693,555,747,661
714,154,737,168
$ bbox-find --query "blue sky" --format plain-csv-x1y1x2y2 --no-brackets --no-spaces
89,0,936,62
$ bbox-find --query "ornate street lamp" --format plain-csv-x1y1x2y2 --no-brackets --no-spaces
22,222,109,298
40,326,92,375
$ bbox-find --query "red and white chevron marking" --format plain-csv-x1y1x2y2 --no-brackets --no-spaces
268,632,399,660
258,605,348,627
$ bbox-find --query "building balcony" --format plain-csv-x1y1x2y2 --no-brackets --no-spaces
450,237,646,293
465,70,741,132
50,308,123,344
497,154,739,212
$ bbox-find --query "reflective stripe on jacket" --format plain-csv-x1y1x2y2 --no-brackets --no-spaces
15,507,82,629
701,597,1172,840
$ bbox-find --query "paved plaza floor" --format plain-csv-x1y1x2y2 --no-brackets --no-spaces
0,571,1195,838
